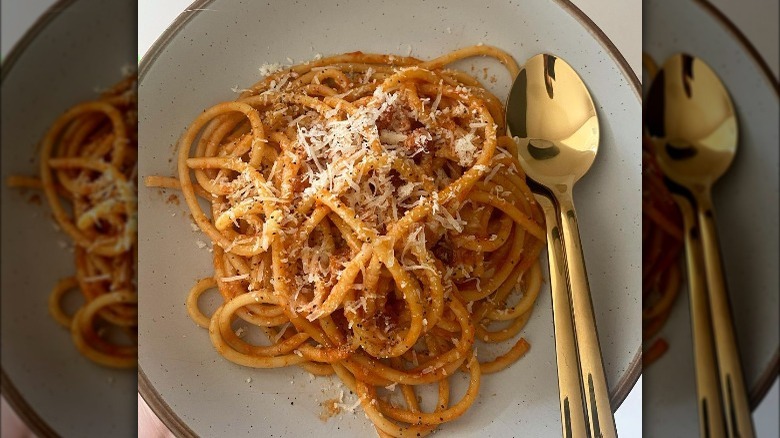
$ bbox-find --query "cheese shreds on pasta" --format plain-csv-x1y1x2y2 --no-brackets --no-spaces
145,46,545,437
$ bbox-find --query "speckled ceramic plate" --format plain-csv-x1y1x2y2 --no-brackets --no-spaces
137,0,641,436
0,0,136,436
643,0,779,436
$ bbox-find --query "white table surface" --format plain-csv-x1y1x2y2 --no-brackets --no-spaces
1,0,776,437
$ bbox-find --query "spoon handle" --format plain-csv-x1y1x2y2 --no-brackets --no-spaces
673,193,728,438
696,194,755,438
556,194,617,438
536,192,589,438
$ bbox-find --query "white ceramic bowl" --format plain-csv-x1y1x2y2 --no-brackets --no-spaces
138,0,642,436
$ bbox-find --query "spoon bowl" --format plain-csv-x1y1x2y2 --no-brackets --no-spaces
506,54,599,192
645,53,738,190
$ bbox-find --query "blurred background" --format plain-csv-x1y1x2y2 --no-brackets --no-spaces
2,0,137,437
642,0,778,437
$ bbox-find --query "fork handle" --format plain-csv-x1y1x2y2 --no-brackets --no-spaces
673,193,727,438
536,193,589,438
557,193,617,438
697,194,755,438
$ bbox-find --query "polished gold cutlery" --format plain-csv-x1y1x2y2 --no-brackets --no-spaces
645,53,754,438
507,53,617,438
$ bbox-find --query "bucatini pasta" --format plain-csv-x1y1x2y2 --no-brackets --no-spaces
146,46,544,436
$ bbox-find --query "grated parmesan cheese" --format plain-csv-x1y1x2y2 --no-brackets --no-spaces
258,62,284,76
453,132,478,167
222,273,249,282
340,397,363,413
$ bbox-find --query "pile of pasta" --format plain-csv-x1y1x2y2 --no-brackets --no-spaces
147,46,544,436
8,76,138,368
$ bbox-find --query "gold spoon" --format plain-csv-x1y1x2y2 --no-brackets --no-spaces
645,53,753,438
507,53,617,438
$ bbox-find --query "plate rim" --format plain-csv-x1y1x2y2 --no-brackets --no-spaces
136,0,643,435
0,1,82,436
690,0,779,408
